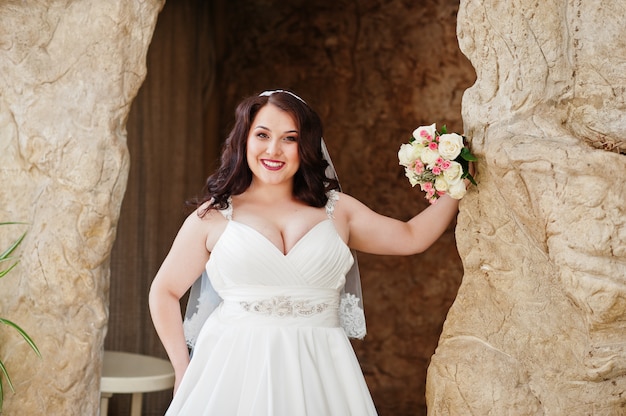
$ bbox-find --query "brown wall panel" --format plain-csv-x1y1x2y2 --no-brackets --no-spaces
105,1,218,414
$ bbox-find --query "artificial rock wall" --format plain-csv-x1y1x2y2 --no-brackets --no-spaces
427,1,626,414
0,1,163,414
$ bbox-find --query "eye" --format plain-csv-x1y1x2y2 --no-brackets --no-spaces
283,135,298,142
256,132,269,139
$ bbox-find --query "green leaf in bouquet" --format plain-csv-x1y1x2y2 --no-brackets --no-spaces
456,155,477,186
462,170,477,186
460,146,477,162
440,125,448,134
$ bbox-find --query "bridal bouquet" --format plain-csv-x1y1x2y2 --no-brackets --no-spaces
398,123,476,204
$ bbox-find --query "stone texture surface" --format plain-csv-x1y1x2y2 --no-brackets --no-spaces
426,1,626,414
0,1,163,414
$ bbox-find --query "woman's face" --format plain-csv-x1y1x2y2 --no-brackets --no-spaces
246,103,300,187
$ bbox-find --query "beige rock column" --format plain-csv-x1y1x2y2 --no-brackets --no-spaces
426,1,626,414
0,1,163,414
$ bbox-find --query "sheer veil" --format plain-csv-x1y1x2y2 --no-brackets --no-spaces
183,90,366,350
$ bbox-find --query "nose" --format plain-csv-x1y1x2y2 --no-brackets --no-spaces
265,138,282,156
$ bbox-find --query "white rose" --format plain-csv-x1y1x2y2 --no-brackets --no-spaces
434,177,449,192
398,143,423,167
412,123,437,142
404,168,419,187
443,161,463,183
438,133,464,160
420,147,440,166
448,179,467,199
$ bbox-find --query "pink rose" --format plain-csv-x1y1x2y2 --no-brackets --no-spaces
414,160,425,174
412,123,437,143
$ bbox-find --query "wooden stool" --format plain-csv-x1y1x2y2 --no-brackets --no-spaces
100,350,174,416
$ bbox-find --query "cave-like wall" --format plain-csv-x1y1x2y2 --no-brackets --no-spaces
0,1,163,414
426,1,626,414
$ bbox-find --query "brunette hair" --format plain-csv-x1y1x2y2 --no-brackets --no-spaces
190,91,340,216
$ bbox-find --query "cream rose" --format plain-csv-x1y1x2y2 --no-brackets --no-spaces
448,179,467,199
438,133,464,160
443,161,463,183
420,147,440,166
397,143,423,167
412,123,437,142
404,168,419,187
434,177,449,192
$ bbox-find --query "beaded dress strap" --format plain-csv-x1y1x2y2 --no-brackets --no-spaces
325,190,339,219
221,197,233,220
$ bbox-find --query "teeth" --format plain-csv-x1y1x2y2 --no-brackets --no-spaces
263,160,283,168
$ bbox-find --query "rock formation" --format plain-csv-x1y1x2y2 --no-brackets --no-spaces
0,1,163,414
426,1,626,414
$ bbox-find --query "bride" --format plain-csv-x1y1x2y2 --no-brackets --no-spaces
149,90,467,415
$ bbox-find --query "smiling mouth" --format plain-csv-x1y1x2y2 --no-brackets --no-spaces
261,159,285,170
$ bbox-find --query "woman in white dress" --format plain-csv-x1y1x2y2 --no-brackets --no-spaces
149,90,466,415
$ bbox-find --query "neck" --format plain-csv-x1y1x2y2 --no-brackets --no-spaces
246,180,294,202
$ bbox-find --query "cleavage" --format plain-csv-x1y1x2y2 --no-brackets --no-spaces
235,217,327,255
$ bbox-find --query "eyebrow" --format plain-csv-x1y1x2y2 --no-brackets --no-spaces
254,125,299,134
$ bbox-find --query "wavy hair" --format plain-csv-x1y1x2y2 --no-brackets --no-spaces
190,91,340,216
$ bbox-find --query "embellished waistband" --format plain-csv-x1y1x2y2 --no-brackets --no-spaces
217,287,340,328
240,295,331,317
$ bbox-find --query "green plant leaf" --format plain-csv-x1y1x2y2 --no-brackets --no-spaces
0,232,26,262
0,353,19,412
460,147,477,162
440,125,448,134
0,357,15,393
0,319,41,358
0,257,17,265
455,153,478,187
462,171,478,186
0,222,32,413
0,369,4,410
0,223,26,279
0,260,19,279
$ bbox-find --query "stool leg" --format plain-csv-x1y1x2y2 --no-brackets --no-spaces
130,392,143,416
100,393,112,416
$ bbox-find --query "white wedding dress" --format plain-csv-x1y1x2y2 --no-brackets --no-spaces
166,194,378,416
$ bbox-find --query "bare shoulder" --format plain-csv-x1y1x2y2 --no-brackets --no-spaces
183,203,224,226
196,203,230,251
177,203,229,249
330,191,375,237
332,191,370,217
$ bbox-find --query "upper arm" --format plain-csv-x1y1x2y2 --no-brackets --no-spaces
337,194,417,255
336,192,458,256
150,209,224,300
